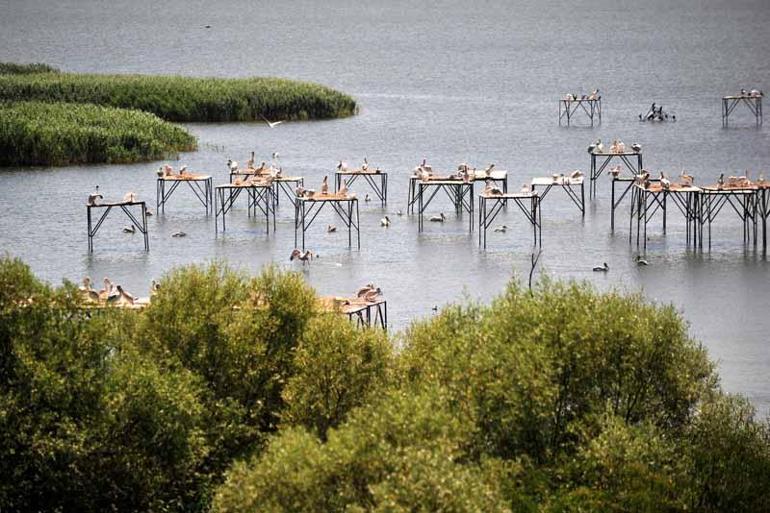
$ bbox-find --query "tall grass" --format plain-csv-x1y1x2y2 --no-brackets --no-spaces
0,62,59,75
0,72,357,122
0,101,197,166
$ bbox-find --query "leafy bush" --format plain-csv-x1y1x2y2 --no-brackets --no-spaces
0,101,196,166
0,71,357,122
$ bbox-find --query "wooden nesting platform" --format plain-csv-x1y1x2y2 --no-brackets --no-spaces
319,295,387,330
230,168,303,207
722,94,762,126
294,193,360,250
478,191,541,248
415,179,475,232
335,168,388,206
407,170,508,214
87,200,148,253
629,181,701,250
214,180,276,234
697,183,759,249
559,97,602,126
530,175,585,216
589,149,643,197
156,173,213,215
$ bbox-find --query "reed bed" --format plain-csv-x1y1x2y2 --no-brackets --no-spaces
0,62,59,75
0,101,197,166
0,72,357,122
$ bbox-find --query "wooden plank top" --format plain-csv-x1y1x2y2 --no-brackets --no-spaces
297,193,358,202
87,200,145,207
479,191,538,199
591,150,641,157
700,184,759,193
723,95,763,100
336,169,386,175
157,173,211,181
635,183,701,193
531,176,584,186
216,180,273,189
417,179,474,186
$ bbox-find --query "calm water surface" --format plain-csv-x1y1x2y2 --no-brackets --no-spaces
1,0,769,411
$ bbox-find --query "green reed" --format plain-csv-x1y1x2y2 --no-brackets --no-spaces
0,62,60,75
0,72,357,122
0,101,197,166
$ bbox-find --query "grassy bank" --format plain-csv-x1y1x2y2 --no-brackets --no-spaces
0,62,59,75
0,72,357,122
0,101,197,166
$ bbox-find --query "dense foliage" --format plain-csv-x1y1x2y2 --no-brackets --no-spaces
1,257,769,513
0,62,59,74
0,101,196,166
0,72,357,122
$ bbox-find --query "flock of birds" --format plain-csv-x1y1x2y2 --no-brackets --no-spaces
77,276,159,307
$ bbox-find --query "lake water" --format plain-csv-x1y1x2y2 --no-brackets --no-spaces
1,0,769,412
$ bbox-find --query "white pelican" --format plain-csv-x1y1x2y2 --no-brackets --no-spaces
631,143,642,153
396,210,403,216
290,249,313,265
718,173,725,188
247,151,255,168
123,191,137,203
79,277,100,302
660,172,671,190
98,278,115,301
593,262,609,272
178,165,188,175
171,231,187,238
361,157,369,171
380,216,391,227
429,212,446,222
261,115,284,128
122,225,136,234
339,182,348,196
107,285,135,306
87,192,103,206
363,287,382,303
494,225,507,233
364,193,371,202
596,139,605,153
327,224,337,233
337,160,348,171
356,283,375,297
321,176,329,195
150,279,160,295
570,169,584,179
520,183,531,194
228,159,238,172
680,170,694,185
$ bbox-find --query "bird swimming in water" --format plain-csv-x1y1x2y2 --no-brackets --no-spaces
636,255,649,266
145,208,153,217
593,262,609,272
364,193,371,202
429,212,446,222
327,224,337,233
171,231,187,238
381,216,391,227
396,210,403,216
290,249,313,265
494,225,507,233
122,225,136,234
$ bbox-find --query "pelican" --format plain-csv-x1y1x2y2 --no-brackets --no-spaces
758,172,766,183
171,231,187,237
87,192,103,206
396,210,403,216
122,225,136,234
362,157,369,171
486,163,495,173
520,183,531,194
660,172,671,190
596,139,605,153
295,185,306,197
98,278,115,301
327,224,337,233
247,151,255,168
163,164,174,176
631,143,642,153
593,262,609,272
337,160,348,171
290,249,313,265
609,165,621,177
363,287,382,303
123,191,137,203
357,283,376,297
718,173,725,188
320,176,329,195
570,169,584,179
260,115,284,128
228,159,238,172
636,255,649,266
145,208,153,217
364,193,371,202
150,279,160,295
380,216,391,227
339,182,348,196
107,285,135,306
429,212,446,222
740,88,747,96
79,277,100,302
494,225,507,233
680,170,694,185
178,165,188,175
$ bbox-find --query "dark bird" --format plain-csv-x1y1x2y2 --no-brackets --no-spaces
593,262,609,272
